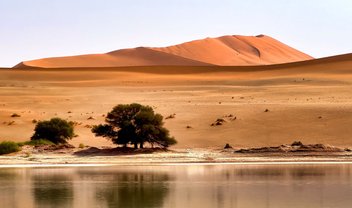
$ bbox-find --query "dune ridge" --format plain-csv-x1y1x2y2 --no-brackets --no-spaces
15,35,313,68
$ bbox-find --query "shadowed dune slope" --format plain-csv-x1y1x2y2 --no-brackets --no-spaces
14,35,313,68
14,47,211,68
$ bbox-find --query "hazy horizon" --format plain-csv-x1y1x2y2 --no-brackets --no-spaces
1,0,351,67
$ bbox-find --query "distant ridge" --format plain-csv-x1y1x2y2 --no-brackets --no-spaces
14,35,313,68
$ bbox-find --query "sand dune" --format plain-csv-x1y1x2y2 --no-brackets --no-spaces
14,35,313,68
15,47,211,68
153,35,312,65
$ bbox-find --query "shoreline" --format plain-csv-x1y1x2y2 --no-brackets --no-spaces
1,147,352,167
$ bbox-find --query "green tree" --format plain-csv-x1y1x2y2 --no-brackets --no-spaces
92,103,176,148
31,118,74,144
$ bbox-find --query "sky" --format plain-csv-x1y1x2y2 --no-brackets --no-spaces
0,0,351,67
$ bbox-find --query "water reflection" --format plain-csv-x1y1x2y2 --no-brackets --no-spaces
87,171,170,208
0,164,351,208
32,174,74,208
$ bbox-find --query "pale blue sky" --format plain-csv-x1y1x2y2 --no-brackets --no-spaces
0,0,351,67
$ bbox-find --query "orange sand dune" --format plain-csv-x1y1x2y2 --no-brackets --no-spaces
15,47,211,68
14,35,313,68
153,35,312,65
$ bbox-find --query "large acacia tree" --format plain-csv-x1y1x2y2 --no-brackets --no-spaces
92,103,176,149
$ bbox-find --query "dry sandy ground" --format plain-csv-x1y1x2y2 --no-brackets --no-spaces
1,53,352,150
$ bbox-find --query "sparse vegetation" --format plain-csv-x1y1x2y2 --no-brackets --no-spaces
211,118,226,126
79,143,85,148
7,121,15,126
291,141,303,146
31,118,75,144
18,139,55,147
92,103,177,149
11,113,21,117
0,141,21,155
165,114,176,119
224,143,233,149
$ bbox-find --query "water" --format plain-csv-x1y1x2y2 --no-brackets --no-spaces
0,163,352,208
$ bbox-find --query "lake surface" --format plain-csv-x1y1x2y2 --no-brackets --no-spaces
1,163,352,208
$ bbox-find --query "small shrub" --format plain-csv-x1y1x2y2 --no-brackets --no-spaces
165,114,176,119
211,118,226,126
32,119,38,124
11,113,21,118
79,143,85,148
224,143,233,149
291,141,303,146
7,121,15,126
0,141,21,155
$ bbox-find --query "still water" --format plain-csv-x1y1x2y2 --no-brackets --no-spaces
0,163,352,208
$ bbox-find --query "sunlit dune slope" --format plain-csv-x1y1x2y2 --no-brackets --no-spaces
152,35,312,66
14,35,313,68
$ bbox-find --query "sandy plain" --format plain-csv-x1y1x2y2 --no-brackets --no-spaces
1,53,352,154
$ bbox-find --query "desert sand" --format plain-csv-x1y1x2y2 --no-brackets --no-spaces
14,35,312,68
1,53,352,151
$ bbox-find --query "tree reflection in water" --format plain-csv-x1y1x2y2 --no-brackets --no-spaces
80,170,171,208
32,174,73,208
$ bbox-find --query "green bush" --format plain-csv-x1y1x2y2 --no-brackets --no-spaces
18,139,55,147
31,118,75,144
0,141,21,155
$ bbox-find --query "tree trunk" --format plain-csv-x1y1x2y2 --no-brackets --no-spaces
134,143,138,149
140,143,144,149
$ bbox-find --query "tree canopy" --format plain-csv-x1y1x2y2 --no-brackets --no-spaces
92,103,176,148
31,118,75,144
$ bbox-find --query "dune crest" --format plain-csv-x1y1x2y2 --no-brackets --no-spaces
15,35,313,68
